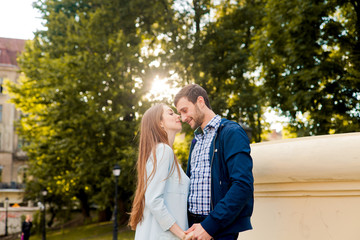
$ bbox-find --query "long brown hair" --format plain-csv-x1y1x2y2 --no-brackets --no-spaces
129,104,182,230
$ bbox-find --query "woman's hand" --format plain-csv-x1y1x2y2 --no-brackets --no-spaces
183,231,194,240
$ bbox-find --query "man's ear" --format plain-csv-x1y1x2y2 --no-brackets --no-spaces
196,96,205,108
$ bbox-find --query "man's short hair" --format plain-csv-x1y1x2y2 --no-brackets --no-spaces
174,84,211,109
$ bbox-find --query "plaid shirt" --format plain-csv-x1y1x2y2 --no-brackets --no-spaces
188,115,221,215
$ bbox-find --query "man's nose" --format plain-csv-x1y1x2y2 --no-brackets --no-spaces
180,114,185,122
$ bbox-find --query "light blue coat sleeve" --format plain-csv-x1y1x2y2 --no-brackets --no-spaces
145,144,176,231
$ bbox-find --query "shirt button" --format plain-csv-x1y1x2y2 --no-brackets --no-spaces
215,149,218,152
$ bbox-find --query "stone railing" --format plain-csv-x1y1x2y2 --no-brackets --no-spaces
242,132,360,240
0,207,38,236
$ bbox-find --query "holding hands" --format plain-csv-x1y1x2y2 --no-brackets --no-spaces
184,224,212,240
182,231,194,240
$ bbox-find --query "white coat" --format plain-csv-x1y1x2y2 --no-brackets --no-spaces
135,143,190,240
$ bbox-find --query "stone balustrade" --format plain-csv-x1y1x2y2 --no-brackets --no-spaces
242,132,360,240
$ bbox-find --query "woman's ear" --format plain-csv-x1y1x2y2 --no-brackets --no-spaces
159,120,165,129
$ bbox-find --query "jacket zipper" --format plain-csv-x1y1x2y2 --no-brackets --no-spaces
210,132,218,211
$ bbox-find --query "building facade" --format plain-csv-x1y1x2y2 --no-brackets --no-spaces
0,37,27,205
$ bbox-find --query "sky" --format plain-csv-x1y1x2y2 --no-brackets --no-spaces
0,0,44,40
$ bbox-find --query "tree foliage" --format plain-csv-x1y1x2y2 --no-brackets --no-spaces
252,0,360,135
195,0,266,142
7,0,174,221
6,0,360,223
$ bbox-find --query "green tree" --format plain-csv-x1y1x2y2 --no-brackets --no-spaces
252,0,360,136
195,0,266,142
7,0,175,222
152,0,263,143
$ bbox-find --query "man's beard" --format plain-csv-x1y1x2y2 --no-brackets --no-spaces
192,104,205,130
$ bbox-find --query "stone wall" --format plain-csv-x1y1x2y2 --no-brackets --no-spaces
241,132,360,240
0,207,37,235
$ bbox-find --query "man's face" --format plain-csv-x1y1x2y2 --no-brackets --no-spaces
176,97,204,130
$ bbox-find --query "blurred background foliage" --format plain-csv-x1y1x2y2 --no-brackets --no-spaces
5,0,360,224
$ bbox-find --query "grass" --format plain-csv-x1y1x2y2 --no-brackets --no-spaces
31,221,135,240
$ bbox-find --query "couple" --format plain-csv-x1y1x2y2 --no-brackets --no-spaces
129,84,254,240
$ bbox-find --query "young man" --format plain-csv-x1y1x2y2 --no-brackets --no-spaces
175,84,254,240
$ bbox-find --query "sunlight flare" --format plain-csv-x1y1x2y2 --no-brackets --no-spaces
145,75,180,102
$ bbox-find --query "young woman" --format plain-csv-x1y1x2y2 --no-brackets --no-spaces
129,104,192,240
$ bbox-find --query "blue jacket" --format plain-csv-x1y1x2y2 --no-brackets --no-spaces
186,118,254,237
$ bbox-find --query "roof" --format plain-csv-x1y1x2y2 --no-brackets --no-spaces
0,37,26,67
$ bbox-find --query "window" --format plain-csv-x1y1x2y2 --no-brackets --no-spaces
18,137,28,150
17,166,28,184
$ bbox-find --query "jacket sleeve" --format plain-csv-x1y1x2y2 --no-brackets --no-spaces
144,144,176,231
201,124,254,236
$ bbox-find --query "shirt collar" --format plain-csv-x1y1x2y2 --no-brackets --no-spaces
194,115,221,137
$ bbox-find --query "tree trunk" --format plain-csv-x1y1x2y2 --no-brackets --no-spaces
76,189,91,222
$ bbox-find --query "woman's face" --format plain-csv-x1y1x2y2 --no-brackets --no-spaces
161,105,182,134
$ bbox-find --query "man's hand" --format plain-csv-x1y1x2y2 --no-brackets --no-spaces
185,224,212,240
183,231,194,240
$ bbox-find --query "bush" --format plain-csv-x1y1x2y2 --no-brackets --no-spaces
31,210,42,235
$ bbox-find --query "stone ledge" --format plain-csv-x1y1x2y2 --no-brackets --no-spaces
255,181,360,197
251,132,360,183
